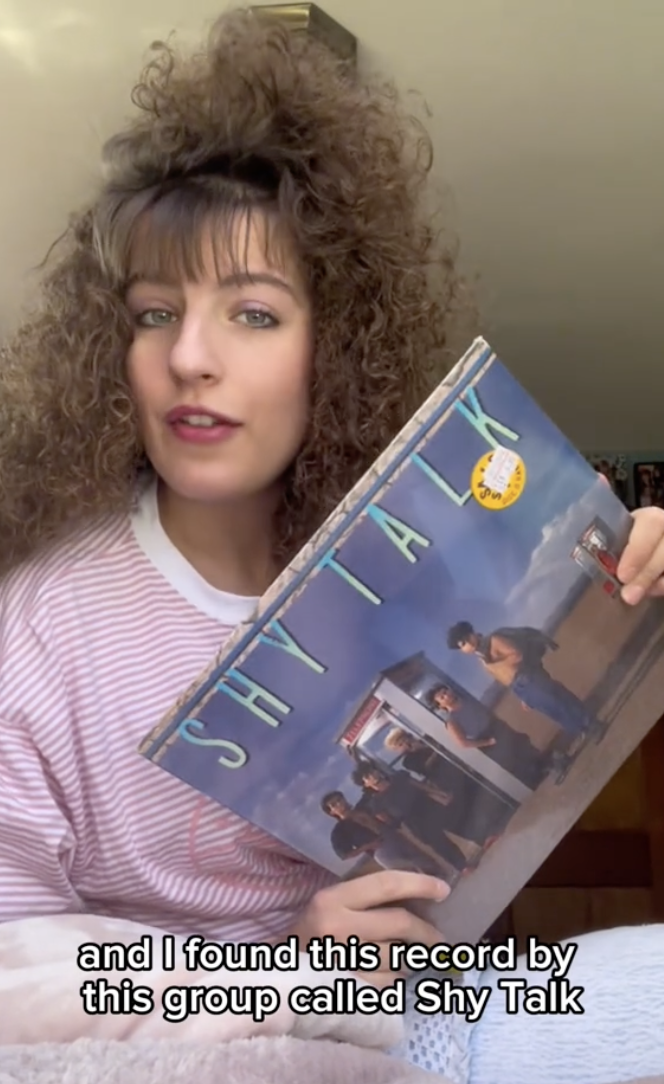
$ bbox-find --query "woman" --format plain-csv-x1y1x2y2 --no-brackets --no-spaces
0,10,663,1083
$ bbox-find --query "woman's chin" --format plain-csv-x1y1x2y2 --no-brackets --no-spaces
158,469,276,508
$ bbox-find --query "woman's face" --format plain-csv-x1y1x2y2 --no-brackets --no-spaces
125,214,313,506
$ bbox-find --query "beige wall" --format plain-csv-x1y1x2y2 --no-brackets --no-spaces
1,0,662,448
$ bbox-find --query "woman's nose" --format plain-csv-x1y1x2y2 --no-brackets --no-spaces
168,314,222,383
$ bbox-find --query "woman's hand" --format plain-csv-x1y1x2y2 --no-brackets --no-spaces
619,506,664,604
289,870,448,988
596,473,664,603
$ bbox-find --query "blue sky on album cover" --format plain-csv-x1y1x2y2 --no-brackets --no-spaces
152,358,629,871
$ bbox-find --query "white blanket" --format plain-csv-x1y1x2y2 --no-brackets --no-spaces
0,914,403,1046
0,1035,435,1084
0,914,660,1084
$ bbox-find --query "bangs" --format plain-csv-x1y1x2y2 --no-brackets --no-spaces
93,175,292,290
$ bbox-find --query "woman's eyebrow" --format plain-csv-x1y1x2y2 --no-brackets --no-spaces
126,270,298,297
217,270,298,297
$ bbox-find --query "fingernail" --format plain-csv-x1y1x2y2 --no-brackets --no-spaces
435,881,449,900
622,584,645,605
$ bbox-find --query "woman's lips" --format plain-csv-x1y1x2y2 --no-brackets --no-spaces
165,406,242,445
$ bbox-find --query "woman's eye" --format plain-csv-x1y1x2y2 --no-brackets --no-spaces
234,309,278,329
133,309,177,328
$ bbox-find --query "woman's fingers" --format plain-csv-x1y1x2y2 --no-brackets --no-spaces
618,507,664,603
323,869,449,912
291,870,450,953
595,471,664,602
354,905,444,949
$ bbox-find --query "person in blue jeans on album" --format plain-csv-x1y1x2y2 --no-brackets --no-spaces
446,621,603,744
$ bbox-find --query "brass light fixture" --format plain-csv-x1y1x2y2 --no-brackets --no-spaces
250,4,357,66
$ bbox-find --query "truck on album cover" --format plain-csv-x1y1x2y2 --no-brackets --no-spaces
140,337,664,945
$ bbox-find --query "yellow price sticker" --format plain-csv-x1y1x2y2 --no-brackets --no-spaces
471,447,526,510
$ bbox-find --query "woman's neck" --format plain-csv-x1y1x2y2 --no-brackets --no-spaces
156,480,280,598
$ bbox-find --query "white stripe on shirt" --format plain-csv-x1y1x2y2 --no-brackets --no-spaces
0,480,333,938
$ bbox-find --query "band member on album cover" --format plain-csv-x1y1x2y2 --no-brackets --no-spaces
320,790,455,879
321,791,384,859
383,727,514,839
447,620,602,741
351,762,493,866
425,683,550,788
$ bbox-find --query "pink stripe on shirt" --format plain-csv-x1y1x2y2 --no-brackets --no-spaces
0,481,333,939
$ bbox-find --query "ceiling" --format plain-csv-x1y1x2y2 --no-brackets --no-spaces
1,0,662,448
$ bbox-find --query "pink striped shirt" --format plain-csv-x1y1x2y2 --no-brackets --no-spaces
0,480,333,940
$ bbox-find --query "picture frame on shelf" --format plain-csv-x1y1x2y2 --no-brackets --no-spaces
633,461,664,510
585,453,632,509
584,452,664,513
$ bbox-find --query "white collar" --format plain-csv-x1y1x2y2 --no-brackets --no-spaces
129,478,260,624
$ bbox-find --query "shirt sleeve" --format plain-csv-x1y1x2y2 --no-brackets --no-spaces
0,715,82,921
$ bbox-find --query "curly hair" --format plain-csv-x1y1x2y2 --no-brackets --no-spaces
0,6,469,576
